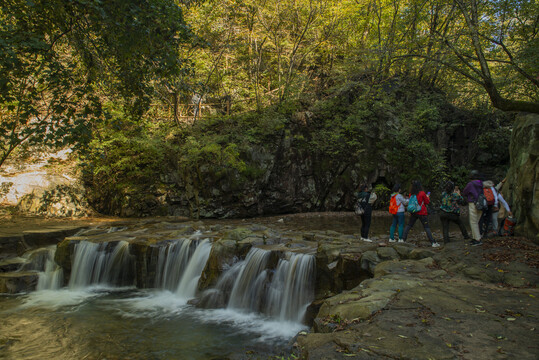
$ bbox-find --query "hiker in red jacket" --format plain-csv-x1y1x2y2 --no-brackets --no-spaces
401,180,440,247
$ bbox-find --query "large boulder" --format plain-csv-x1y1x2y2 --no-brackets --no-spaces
298,253,539,360
16,184,94,217
198,239,242,291
505,113,539,243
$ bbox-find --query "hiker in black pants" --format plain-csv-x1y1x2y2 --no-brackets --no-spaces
439,181,470,243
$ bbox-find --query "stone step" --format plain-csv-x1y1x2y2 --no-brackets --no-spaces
0,226,88,257
0,257,28,272
0,271,38,294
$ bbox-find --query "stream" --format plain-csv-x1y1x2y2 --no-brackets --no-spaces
0,212,450,359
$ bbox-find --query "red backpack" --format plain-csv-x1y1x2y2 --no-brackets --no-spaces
484,188,495,205
389,194,399,214
501,217,516,236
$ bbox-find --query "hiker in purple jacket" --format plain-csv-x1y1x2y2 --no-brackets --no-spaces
462,170,484,246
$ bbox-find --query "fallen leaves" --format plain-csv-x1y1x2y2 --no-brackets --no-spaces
482,237,539,268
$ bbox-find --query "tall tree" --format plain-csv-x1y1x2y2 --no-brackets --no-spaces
452,0,539,113
0,0,191,168
395,0,539,112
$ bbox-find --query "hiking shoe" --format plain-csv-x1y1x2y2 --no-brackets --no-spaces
431,242,440,248
389,238,396,243
397,239,404,243
362,238,373,242
470,240,483,246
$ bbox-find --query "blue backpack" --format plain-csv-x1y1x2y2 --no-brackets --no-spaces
407,194,422,213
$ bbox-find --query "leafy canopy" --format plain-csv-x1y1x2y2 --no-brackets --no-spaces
0,0,191,168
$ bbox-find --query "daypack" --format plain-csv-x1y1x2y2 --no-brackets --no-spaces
441,192,458,213
484,188,495,205
500,216,516,236
389,194,399,215
407,194,422,213
475,192,488,211
355,193,368,215
354,200,365,215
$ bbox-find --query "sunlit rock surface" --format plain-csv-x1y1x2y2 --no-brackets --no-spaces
0,149,94,217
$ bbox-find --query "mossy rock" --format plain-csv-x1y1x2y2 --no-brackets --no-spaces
408,248,437,260
54,237,80,271
374,258,438,278
377,247,399,260
317,288,396,322
222,227,254,241
198,239,242,290
360,250,380,274
391,243,414,258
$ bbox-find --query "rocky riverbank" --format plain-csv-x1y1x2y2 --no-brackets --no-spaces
295,236,538,359
0,215,537,359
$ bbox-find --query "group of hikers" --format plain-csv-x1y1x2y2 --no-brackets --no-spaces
355,170,513,247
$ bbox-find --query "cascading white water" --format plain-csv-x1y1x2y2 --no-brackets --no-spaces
154,236,212,299
20,246,64,290
265,253,315,322
155,240,193,290
228,248,271,312
176,239,212,298
223,248,316,323
68,240,134,288
36,247,64,290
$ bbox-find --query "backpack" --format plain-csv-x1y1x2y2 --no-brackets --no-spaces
484,188,495,205
389,194,399,214
355,193,368,215
500,216,516,236
440,192,454,213
475,192,488,211
407,194,422,213
354,200,365,215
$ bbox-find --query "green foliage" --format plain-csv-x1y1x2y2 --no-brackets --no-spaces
6,0,521,217
179,135,246,180
81,74,513,216
0,0,192,168
80,107,173,214
373,184,391,209
476,127,511,165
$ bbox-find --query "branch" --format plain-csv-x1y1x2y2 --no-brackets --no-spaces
478,32,539,88
393,54,483,85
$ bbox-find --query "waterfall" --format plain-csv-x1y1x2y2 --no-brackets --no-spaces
214,248,315,323
20,246,64,290
176,239,211,298
265,253,315,322
154,237,212,299
68,240,135,289
228,248,271,312
155,240,193,290
37,247,64,290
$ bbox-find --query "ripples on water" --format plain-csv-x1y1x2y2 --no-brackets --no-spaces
1,288,305,359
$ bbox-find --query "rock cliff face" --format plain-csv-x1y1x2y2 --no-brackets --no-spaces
0,149,94,217
116,116,505,219
505,113,539,243
169,138,363,219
